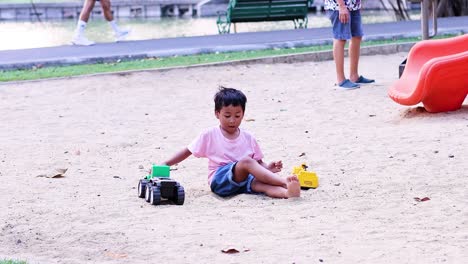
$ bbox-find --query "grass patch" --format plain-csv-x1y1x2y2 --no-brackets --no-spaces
0,259,27,264
0,45,332,82
0,34,455,83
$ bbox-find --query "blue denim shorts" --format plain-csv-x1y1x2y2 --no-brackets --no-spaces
328,10,363,40
210,162,255,197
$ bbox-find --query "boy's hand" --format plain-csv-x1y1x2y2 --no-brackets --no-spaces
267,161,283,173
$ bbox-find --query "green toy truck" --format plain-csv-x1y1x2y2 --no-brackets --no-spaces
138,165,185,205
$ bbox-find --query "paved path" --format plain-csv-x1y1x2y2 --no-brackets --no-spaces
0,16,467,70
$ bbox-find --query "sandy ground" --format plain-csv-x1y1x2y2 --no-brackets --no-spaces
0,53,467,264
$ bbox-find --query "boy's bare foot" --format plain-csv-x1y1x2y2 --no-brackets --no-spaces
286,175,301,198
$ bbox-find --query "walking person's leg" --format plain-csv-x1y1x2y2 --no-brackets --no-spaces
79,0,95,22
99,0,113,21
99,0,130,42
72,0,96,46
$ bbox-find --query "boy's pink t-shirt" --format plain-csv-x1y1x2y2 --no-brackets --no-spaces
188,126,264,184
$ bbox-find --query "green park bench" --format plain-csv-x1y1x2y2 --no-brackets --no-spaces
217,0,313,34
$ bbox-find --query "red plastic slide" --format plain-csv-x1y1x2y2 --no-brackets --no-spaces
388,34,468,112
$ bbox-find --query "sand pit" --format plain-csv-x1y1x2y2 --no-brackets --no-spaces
0,53,467,263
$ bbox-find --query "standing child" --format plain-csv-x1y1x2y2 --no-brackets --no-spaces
161,87,301,198
325,0,375,89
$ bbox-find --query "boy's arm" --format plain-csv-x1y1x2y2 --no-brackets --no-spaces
162,147,192,166
258,159,283,173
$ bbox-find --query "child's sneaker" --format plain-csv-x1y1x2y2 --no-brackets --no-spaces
115,29,130,42
338,79,360,90
355,75,375,84
71,34,95,46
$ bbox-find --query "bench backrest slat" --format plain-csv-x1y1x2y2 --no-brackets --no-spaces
229,0,308,21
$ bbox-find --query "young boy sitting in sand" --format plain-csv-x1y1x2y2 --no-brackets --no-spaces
161,87,301,198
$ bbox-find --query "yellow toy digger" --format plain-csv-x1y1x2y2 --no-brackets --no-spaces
292,163,319,190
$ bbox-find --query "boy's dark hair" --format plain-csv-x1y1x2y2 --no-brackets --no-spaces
214,86,247,112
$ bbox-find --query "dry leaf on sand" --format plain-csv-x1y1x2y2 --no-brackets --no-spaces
414,197,431,202
221,247,250,254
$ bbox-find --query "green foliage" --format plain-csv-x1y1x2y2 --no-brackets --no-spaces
0,259,27,264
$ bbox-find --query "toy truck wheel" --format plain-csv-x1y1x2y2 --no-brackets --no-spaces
138,179,148,198
173,185,185,205
150,186,161,205
144,183,152,202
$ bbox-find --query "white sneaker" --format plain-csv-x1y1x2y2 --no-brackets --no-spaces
71,34,95,46
115,29,130,42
